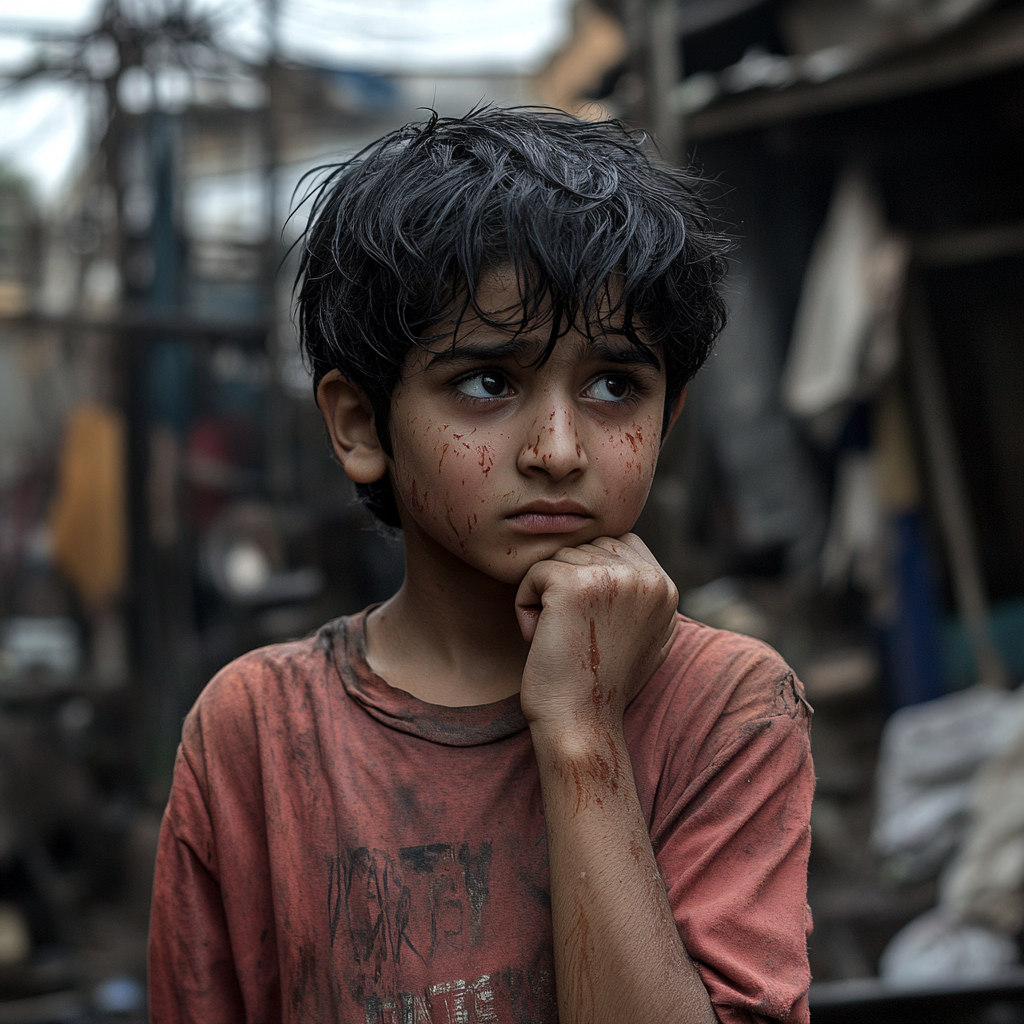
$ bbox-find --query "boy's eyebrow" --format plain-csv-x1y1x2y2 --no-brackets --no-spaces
424,336,537,368
589,339,662,371
424,336,662,371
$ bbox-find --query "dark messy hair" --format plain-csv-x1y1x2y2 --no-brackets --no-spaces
295,106,730,527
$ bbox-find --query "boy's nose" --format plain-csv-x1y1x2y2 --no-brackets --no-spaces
517,403,587,481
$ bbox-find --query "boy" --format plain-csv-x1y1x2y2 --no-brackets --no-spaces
149,108,814,1024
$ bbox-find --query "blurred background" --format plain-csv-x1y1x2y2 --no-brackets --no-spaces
0,0,1021,1019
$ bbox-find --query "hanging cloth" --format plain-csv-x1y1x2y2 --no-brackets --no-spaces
49,403,128,609
782,166,909,440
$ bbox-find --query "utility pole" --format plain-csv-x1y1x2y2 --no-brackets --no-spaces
262,0,293,500
648,0,682,162
615,0,683,163
0,0,270,793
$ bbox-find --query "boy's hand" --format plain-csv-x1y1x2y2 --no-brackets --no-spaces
515,533,679,737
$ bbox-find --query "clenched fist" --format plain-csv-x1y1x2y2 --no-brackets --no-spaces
515,533,679,739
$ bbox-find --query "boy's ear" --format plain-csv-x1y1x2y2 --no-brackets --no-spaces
316,370,389,484
661,387,687,447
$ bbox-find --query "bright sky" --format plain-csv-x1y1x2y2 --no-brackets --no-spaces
0,0,572,205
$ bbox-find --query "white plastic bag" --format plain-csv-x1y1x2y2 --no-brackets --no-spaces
879,908,1018,984
872,686,1024,881
941,712,1024,932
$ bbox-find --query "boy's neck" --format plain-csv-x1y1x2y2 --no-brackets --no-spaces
363,530,530,708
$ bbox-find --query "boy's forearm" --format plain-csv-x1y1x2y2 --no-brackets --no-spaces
532,723,719,1024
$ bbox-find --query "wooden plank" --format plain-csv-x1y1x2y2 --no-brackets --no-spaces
903,279,1009,689
915,222,1024,268
0,991,84,1024
650,0,684,161
0,311,267,337
687,8,1024,138
810,967,1024,1007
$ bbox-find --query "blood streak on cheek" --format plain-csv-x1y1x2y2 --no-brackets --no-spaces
410,479,427,513
443,501,465,550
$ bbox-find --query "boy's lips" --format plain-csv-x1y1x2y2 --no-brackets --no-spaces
505,500,593,534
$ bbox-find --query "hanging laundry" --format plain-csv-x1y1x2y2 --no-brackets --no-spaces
782,166,909,441
690,262,827,574
49,404,127,609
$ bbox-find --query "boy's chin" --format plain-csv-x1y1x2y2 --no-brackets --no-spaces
477,535,599,587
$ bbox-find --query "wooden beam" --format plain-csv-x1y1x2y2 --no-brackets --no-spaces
687,7,1024,138
650,0,683,161
903,279,1009,690
0,310,267,337
915,221,1024,268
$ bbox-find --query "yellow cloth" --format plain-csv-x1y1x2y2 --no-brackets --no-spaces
49,403,127,608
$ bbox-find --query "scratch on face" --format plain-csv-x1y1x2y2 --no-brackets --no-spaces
410,479,428,513
444,501,465,550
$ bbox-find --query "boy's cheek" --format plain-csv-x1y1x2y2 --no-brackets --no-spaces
389,449,498,556
593,415,663,504
389,408,663,575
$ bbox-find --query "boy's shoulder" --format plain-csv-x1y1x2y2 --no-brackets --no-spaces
178,610,810,791
629,614,811,772
181,617,349,762
187,610,808,734
656,613,809,720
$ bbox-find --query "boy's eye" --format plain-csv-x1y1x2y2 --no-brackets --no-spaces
455,371,511,399
584,375,633,402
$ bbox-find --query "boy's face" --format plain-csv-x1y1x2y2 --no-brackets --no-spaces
385,271,671,586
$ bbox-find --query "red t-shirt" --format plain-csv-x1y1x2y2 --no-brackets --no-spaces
149,611,813,1024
